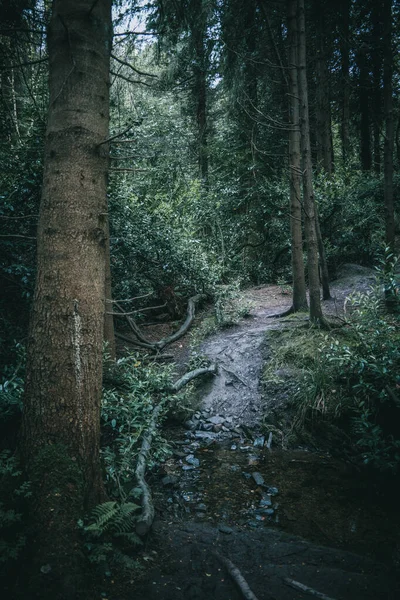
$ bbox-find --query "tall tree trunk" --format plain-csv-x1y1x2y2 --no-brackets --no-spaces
371,2,382,174
358,44,372,171
192,0,208,182
287,0,307,312
314,0,334,174
297,0,324,323
383,0,395,251
21,0,112,596
339,0,351,165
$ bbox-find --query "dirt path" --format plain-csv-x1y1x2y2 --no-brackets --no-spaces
126,265,399,600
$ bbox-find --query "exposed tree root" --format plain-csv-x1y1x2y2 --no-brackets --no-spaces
283,578,337,600
135,403,163,536
135,362,215,536
115,294,206,352
213,551,261,600
170,364,217,392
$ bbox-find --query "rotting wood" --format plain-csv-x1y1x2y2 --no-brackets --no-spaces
213,551,261,600
283,578,337,600
170,364,217,392
135,403,163,536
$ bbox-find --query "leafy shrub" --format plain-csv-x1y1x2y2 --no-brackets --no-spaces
101,354,177,499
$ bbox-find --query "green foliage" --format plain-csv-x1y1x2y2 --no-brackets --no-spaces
0,451,31,568
101,354,176,499
267,260,400,472
81,500,142,571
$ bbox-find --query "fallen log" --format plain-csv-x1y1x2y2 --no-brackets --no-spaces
213,551,260,600
135,403,163,536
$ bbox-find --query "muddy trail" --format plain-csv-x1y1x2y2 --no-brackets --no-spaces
126,266,399,600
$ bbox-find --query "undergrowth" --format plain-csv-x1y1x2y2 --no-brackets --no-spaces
263,257,400,472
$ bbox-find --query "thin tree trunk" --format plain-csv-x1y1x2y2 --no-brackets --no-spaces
287,0,307,312
358,44,372,171
383,0,395,251
372,3,382,174
339,0,350,164
104,217,116,361
315,205,331,300
192,0,208,183
297,0,324,323
21,1,112,596
314,1,334,174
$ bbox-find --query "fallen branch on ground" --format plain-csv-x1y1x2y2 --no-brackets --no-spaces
170,364,217,392
283,578,337,600
135,403,163,536
220,364,248,386
213,551,261,600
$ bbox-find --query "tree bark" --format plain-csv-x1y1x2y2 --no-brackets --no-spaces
287,0,307,312
297,0,323,323
314,1,334,174
339,0,350,165
371,2,382,175
357,44,372,171
383,0,395,251
104,217,116,361
21,0,112,596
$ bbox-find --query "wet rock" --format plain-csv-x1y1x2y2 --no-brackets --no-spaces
230,444,237,451
185,454,200,468
222,426,230,432
247,520,260,528
253,436,265,447
184,420,196,430
195,431,217,440
182,465,195,471
162,475,178,486
267,486,279,496
207,415,225,425
213,424,223,433
218,524,233,534
173,450,187,458
260,493,272,507
242,472,252,479
195,503,207,512
252,472,265,486
201,423,214,431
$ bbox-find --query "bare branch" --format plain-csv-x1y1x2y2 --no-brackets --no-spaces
0,57,48,70
111,53,158,78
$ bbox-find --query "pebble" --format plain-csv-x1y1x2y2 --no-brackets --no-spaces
207,415,225,425
161,475,178,486
252,472,265,486
231,444,237,451
195,503,207,512
267,486,279,496
185,454,200,468
253,436,265,447
260,493,272,507
195,431,216,439
218,524,233,534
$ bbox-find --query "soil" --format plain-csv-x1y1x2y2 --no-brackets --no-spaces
112,265,399,600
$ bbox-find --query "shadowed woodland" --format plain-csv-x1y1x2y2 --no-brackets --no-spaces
0,0,400,599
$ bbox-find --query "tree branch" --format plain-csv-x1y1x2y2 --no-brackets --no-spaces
111,53,158,78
